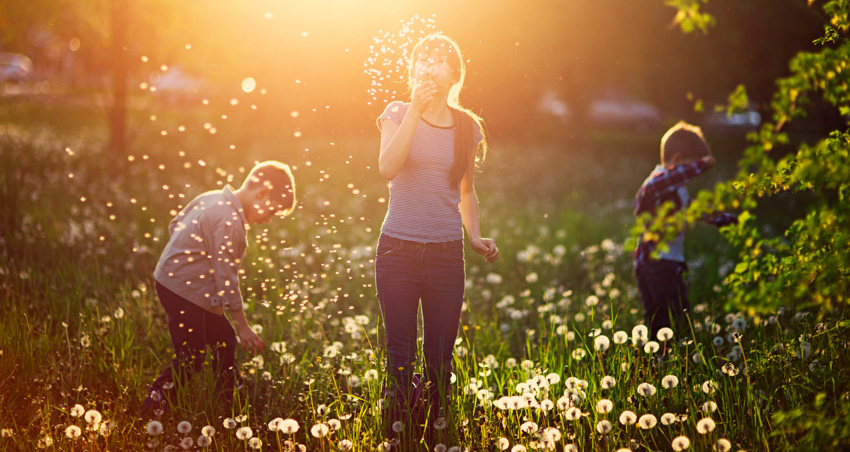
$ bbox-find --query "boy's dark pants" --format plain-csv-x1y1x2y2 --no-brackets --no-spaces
636,260,690,340
150,282,239,401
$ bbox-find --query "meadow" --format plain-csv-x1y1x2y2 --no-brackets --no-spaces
0,97,847,452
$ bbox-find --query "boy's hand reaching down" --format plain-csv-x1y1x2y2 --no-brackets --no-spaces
237,325,265,353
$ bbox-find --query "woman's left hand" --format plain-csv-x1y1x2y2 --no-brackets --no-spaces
471,238,500,263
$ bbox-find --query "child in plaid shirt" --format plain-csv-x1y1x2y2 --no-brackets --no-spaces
633,121,736,340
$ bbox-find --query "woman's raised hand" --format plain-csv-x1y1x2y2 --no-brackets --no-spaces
410,80,437,115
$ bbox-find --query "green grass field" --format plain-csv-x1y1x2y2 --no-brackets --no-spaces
1,99,848,451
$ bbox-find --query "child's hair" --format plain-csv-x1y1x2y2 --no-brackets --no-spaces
407,34,487,187
660,121,710,166
242,161,297,216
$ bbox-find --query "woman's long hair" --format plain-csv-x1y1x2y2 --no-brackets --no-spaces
408,34,488,188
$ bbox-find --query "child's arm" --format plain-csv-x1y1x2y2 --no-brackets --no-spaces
459,151,499,263
634,156,715,215
378,82,439,179
228,308,264,353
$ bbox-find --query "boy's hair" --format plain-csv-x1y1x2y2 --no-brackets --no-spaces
660,121,710,166
242,161,296,216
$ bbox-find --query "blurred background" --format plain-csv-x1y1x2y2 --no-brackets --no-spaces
0,0,839,153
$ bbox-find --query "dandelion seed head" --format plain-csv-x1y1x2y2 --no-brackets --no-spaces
311,423,329,438
696,417,716,434
201,425,215,437
638,413,657,429
662,374,679,389
180,436,194,449
177,421,192,434
223,418,237,429
235,426,253,440
713,438,732,452
637,382,657,397
672,436,691,451
146,420,164,436
601,375,616,389
248,437,262,449
84,409,102,425
661,412,677,425
596,399,613,414
70,404,85,417
65,425,82,439
596,419,613,434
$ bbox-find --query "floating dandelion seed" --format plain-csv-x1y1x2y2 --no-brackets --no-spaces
619,410,637,426
596,399,613,414
672,436,691,451
697,417,716,434
242,77,256,93
146,420,164,436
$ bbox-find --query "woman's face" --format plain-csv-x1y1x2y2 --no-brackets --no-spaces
412,47,457,89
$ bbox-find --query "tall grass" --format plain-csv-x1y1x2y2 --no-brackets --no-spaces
1,102,847,451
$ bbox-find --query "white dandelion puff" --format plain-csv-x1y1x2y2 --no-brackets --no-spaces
713,438,732,452
662,375,679,389
235,426,253,440
672,436,691,451
65,425,82,439
596,419,613,434
619,410,637,426
84,409,102,425
248,437,262,449
696,417,716,434
644,341,660,354
661,413,677,425
612,331,629,344
596,399,613,414
223,418,237,429
638,413,657,429
146,420,164,436
177,421,192,434
70,404,85,418
311,423,329,438
201,425,216,437
637,382,657,397
601,375,616,389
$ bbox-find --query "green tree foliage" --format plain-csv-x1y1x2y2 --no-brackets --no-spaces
659,0,850,316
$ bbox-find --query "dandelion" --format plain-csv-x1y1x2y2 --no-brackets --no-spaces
328,419,341,431
637,382,657,397
268,417,285,431
505,358,518,368
434,445,447,452
236,426,253,440
721,362,740,376
520,421,538,434
565,406,581,421
702,401,718,413
526,272,538,283
596,399,613,414
486,273,503,284
732,318,747,332
596,420,613,434
619,410,637,426
702,380,719,395
594,335,610,352
498,437,510,450
601,375,616,389
638,414,657,429
201,425,215,437
84,409,102,426
662,374,679,389
65,425,82,439
564,445,578,452
364,369,379,381
798,341,812,359
661,413,677,425
180,436,194,449
672,436,691,451
248,437,262,449
612,331,629,344
696,417,716,434
546,372,561,385
433,417,447,430
177,421,192,434
632,325,648,344
571,348,587,360
656,327,674,341
713,438,732,452
223,418,237,429
37,435,53,448
391,421,404,433
644,341,660,354
70,404,85,417
197,435,211,448
511,445,528,452
713,336,724,347
378,441,392,452
543,427,562,442
585,295,599,306
339,439,354,451
311,423,330,438
80,334,91,348
146,420,164,436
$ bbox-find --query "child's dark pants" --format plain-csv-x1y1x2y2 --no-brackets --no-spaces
636,260,690,340
151,282,239,402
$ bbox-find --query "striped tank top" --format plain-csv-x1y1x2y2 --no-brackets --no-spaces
377,101,483,242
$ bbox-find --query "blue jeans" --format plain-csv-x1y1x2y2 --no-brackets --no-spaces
375,234,465,388
635,260,690,340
